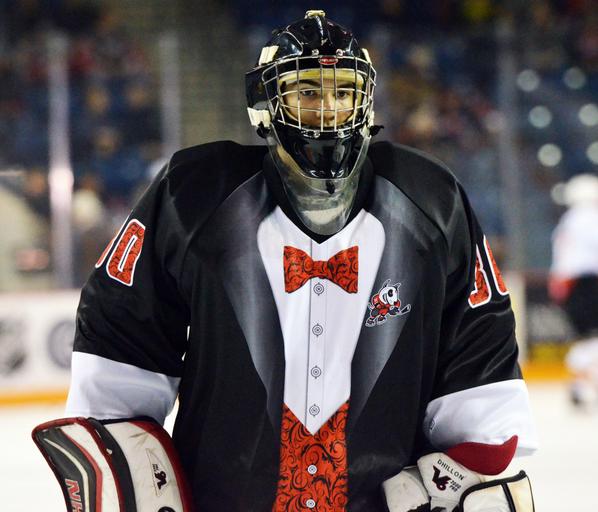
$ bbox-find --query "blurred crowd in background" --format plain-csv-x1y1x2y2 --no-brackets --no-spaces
0,0,597,288
0,0,162,284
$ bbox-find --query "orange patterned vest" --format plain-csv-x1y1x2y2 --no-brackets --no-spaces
272,402,349,511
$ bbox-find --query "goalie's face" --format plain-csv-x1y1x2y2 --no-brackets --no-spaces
281,76,356,129
262,67,372,236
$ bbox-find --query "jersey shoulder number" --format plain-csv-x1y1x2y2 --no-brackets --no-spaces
468,235,508,308
95,219,146,287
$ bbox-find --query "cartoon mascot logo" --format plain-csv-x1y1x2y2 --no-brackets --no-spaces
365,279,411,327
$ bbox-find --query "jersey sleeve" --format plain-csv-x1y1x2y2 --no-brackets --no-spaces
66,164,190,424
423,186,538,456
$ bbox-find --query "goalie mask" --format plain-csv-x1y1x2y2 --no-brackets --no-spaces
246,10,377,235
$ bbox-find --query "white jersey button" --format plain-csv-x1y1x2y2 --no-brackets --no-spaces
307,464,317,475
306,498,316,508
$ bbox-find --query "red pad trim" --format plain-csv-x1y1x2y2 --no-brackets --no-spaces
445,435,518,476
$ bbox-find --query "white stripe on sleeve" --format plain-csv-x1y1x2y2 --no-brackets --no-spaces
65,351,180,425
423,379,538,456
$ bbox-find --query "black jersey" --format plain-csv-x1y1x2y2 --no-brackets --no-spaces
66,141,536,511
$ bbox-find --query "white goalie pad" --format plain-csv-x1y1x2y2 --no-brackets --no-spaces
32,417,193,512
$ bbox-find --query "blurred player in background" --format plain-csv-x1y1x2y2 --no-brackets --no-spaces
549,173,598,409
33,10,537,512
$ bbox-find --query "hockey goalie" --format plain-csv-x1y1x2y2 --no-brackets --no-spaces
34,9,536,512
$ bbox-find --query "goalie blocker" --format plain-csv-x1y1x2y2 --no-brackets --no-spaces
32,417,193,512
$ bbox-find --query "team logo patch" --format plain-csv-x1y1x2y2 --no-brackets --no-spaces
365,279,411,327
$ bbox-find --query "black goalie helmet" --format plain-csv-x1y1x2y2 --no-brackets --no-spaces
246,10,377,235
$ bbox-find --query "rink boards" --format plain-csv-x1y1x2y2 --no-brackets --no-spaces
0,290,77,405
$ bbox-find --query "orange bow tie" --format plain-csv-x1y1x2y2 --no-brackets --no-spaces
283,245,358,293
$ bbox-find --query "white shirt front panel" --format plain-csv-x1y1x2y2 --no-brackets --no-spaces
257,207,385,433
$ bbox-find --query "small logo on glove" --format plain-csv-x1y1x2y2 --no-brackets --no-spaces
154,470,168,490
147,448,170,496
432,466,451,491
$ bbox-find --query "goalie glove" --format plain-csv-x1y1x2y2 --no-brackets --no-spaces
32,417,194,512
419,434,534,512
383,436,534,512
382,466,430,512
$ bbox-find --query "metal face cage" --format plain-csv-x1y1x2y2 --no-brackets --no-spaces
261,55,376,136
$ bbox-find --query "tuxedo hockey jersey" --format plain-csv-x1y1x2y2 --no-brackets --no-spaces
66,141,537,511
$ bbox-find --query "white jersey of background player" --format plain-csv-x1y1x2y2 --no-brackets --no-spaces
550,173,598,407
